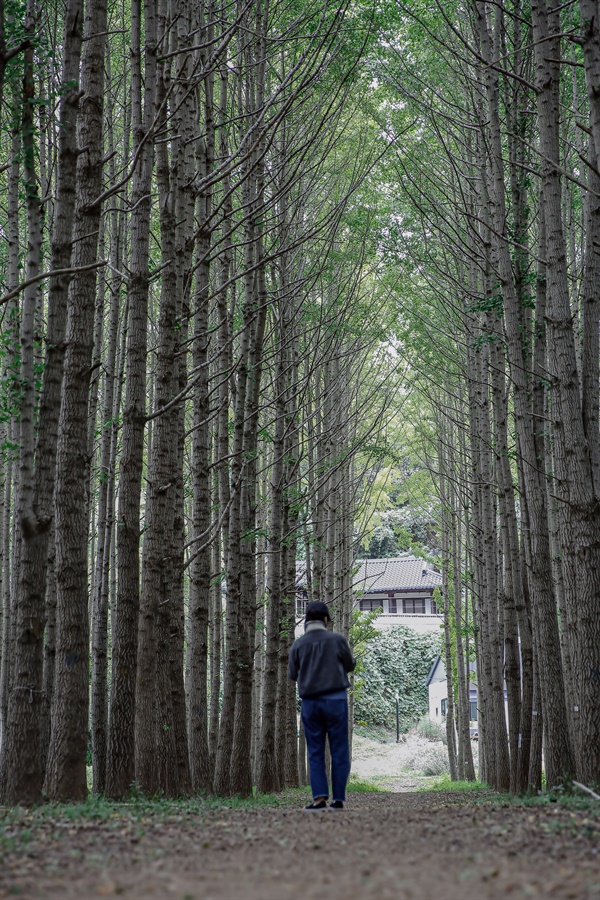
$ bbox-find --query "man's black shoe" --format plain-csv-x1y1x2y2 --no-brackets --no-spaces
304,799,328,810
329,800,344,809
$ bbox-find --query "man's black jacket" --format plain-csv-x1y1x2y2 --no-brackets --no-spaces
288,623,355,699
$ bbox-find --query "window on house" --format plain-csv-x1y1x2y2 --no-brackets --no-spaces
441,698,447,716
360,598,383,612
469,700,477,721
431,598,438,614
388,598,397,613
296,593,307,615
403,597,426,614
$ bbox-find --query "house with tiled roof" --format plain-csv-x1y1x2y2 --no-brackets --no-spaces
352,556,442,634
297,555,443,635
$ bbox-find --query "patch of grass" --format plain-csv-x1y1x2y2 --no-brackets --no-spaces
201,787,309,810
353,723,398,743
416,775,600,817
420,774,489,792
0,787,314,859
0,786,310,830
347,776,384,793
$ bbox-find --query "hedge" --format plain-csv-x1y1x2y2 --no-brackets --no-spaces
353,626,441,730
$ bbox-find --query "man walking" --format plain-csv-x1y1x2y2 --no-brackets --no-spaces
288,600,355,810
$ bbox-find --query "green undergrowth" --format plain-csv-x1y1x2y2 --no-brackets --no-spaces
1,786,309,827
0,792,295,862
353,723,396,743
422,775,489,793
1,778,384,839
347,775,384,793
485,789,600,813
423,775,600,814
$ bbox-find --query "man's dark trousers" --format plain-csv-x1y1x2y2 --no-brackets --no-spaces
301,696,350,802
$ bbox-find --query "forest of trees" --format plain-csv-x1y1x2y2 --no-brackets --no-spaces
0,0,598,807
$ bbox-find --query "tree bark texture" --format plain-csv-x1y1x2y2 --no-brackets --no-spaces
45,0,107,802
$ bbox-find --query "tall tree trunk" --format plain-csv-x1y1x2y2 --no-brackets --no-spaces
256,300,287,793
90,163,124,794
0,99,20,764
476,0,574,788
439,435,458,782
106,0,157,799
135,5,180,794
283,413,300,788
45,0,107,802
531,0,599,784
188,1,215,791
451,466,475,782
490,339,520,792
0,0,49,803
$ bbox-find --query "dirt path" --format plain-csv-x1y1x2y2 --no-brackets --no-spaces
1,791,598,899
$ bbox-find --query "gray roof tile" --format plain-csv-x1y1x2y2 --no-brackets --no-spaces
296,555,442,592
354,556,442,592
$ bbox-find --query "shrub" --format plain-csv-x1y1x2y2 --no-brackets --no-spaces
424,775,487,792
404,744,449,777
416,716,447,745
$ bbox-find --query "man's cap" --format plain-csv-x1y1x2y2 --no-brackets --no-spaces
305,600,331,621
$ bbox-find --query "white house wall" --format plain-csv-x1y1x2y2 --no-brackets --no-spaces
428,677,508,729
294,612,442,638
359,592,442,634
372,613,442,635
429,680,447,722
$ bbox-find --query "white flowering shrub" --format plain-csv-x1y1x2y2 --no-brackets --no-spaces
404,741,449,776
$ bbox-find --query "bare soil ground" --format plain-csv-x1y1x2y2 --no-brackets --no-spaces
1,788,599,900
